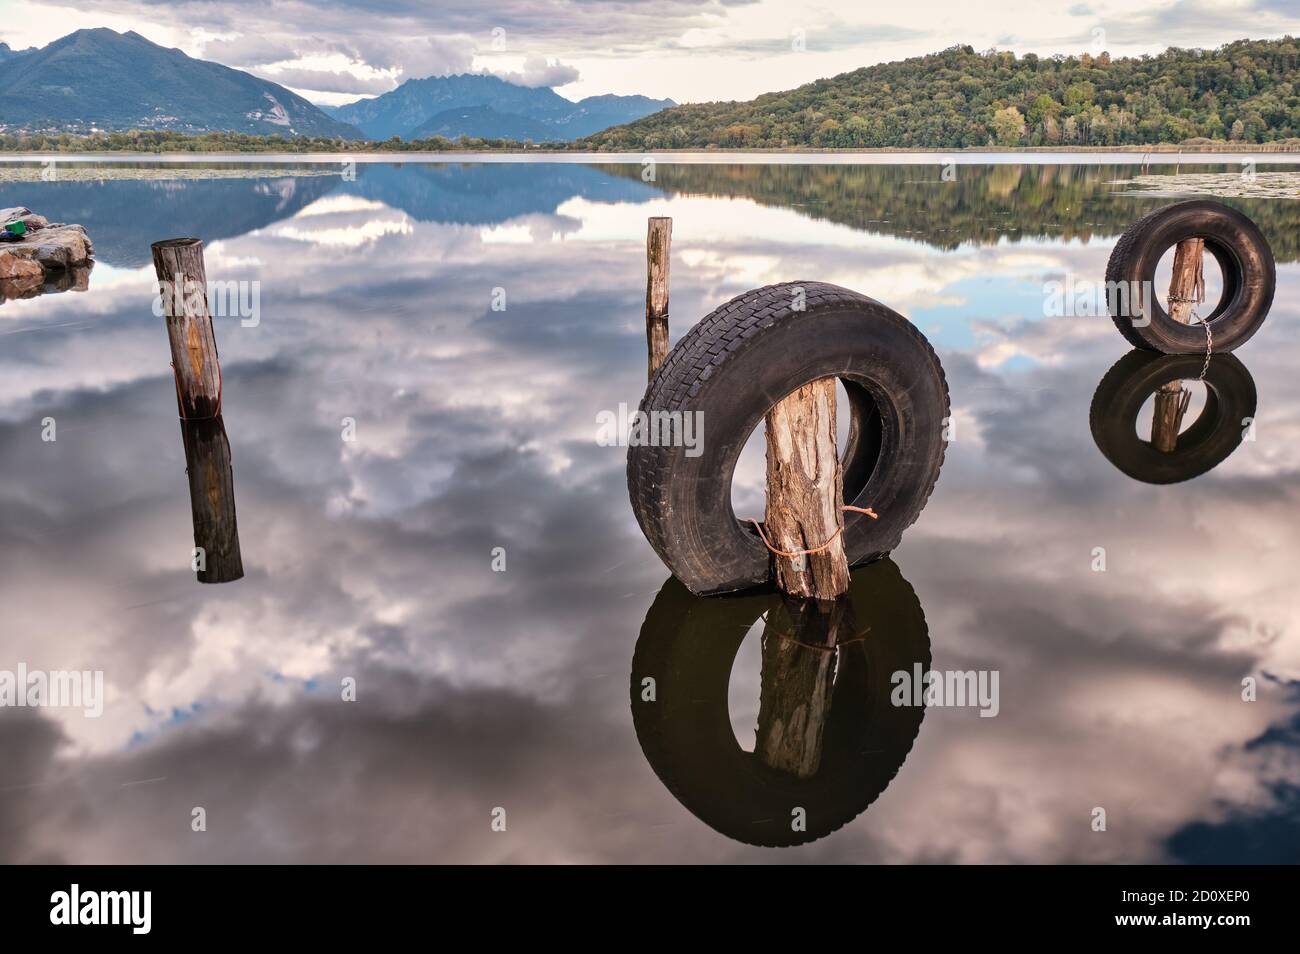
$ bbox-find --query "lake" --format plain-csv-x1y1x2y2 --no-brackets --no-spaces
1,158,1297,862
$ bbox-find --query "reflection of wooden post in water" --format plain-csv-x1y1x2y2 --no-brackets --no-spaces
756,595,855,778
765,379,850,599
645,217,672,380
182,416,243,584
1152,238,1204,452
152,238,222,419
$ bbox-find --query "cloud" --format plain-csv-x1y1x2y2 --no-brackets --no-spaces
70,0,756,52
199,34,322,67
344,34,476,79
252,67,397,95
200,33,478,96
492,53,580,88
668,20,928,55
23,0,1300,103
1098,0,1300,47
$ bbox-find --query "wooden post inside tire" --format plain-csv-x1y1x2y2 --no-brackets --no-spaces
646,217,671,380
1152,238,1204,452
152,237,222,419
764,378,850,600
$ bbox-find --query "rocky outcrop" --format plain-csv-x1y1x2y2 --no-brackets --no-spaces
0,206,94,301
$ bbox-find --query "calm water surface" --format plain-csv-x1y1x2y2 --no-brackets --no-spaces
1,161,1297,862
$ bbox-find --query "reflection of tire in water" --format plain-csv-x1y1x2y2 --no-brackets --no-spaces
1089,350,1256,485
630,559,929,847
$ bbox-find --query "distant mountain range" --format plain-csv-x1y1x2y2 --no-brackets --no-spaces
0,29,359,138
0,42,35,63
0,29,672,143
408,105,554,142
324,74,674,141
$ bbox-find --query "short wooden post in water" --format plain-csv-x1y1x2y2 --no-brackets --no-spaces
152,237,222,419
182,416,243,584
645,217,672,380
764,379,851,600
1152,238,1205,452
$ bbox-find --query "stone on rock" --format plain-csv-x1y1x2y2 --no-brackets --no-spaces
0,208,95,302
0,207,50,232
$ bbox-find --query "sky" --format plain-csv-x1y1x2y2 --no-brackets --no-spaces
1,0,1299,105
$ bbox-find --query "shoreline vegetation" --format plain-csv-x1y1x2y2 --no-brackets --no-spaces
583,41,1300,150
0,134,1298,157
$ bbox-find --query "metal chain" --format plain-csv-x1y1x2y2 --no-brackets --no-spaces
1167,291,1212,381
1200,316,1213,380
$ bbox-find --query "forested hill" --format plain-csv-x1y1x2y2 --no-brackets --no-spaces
580,39,1300,150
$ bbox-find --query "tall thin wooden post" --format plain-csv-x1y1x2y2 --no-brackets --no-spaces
764,379,851,600
1152,238,1204,452
152,238,222,419
646,217,672,380
182,416,244,584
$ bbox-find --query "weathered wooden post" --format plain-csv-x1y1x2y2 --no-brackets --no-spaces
152,238,222,419
1152,238,1205,452
153,237,240,582
645,217,672,380
1167,238,1205,324
755,595,854,777
763,380,852,600
182,416,243,584
642,221,852,598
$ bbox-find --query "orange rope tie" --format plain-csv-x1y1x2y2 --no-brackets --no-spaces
750,504,878,559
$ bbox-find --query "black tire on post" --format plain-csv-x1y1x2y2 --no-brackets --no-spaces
1105,200,1275,354
630,558,929,848
627,281,949,596
1089,349,1257,484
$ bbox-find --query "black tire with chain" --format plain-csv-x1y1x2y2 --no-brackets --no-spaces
627,281,950,595
1106,200,1275,354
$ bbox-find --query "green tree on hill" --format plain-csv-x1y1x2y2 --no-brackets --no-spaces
580,38,1300,150
992,106,1026,145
